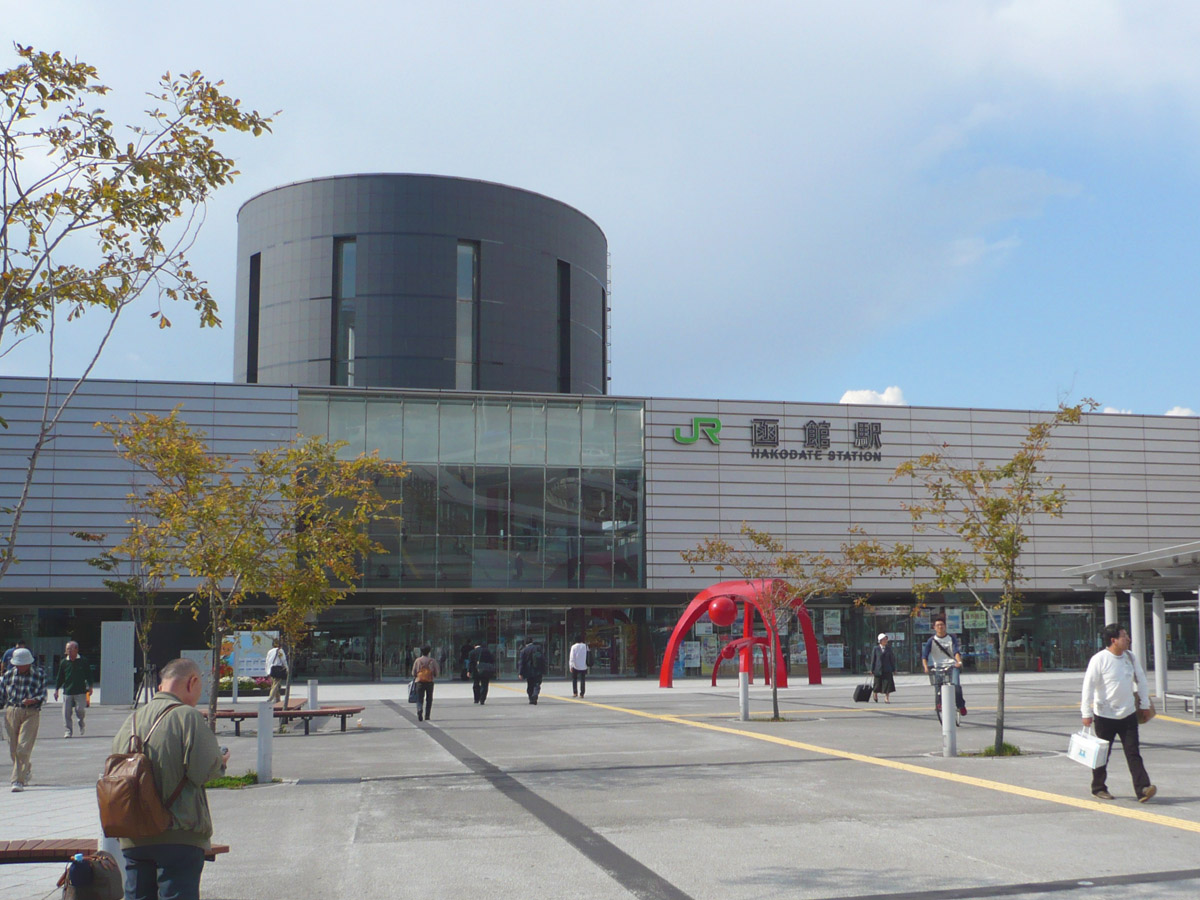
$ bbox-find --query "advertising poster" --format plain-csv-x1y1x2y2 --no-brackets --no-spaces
695,622,713,635
823,610,842,636
234,630,277,678
944,608,962,633
790,636,807,664
700,634,721,674
914,612,931,634
682,641,701,668
826,643,844,668
963,610,987,630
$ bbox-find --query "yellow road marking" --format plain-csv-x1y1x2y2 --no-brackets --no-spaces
1158,714,1200,727
667,704,1081,717
520,690,1200,835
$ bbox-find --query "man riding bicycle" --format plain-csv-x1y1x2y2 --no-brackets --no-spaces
922,617,966,716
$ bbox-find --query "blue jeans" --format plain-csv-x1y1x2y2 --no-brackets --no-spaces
123,844,206,900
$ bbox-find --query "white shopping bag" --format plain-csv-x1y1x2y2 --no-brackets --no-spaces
1068,728,1110,769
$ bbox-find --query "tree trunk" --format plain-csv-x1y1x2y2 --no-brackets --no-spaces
207,598,223,733
280,632,292,733
994,599,1010,754
770,618,781,721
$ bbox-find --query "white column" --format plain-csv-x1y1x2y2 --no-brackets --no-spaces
1129,590,1146,665
307,678,319,711
99,621,136,706
1152,590,1167,701
1104,590,1118,627
942,684,957,757
256,701,273,784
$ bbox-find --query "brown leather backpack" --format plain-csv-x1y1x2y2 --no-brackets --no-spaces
97,703,184,839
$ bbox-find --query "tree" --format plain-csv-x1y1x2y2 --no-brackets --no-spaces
0,43,272,582
102,410,403,729
73,526,166,707
682,522,857,720
844,400,1096,754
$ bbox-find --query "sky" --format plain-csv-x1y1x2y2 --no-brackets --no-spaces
5,1,1200,416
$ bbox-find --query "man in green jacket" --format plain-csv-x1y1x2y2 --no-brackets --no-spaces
53,641,91,738
112,658,228,900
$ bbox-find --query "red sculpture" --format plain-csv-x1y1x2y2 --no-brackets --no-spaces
658,579,822,688
708,595,737,627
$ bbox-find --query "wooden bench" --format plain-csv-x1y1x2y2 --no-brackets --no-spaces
0,839,229,864
204,704,364,736
201,698,306,736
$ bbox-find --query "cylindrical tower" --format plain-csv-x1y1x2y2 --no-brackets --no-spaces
234,174,608,393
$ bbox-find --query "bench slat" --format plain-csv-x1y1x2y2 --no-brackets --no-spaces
0,840,229,865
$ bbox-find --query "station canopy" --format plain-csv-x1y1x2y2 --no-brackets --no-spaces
1065,541,1200,593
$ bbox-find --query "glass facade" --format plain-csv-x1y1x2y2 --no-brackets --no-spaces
299,391,645,589
455,242,479,390
333,238,357,386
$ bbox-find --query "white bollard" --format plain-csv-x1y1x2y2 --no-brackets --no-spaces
941,682,957,757
307,679,319,711
738,671,750,722
99,833,122,860
256,700,272,784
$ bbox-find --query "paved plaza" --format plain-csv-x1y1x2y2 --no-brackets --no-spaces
4,671,1200,899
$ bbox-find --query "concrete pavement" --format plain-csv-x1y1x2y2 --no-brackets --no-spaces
5,671,1200,899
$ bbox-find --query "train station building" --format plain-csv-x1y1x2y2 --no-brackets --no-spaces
4,175,1198,683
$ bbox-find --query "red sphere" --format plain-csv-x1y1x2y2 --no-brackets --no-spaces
708,595,737,627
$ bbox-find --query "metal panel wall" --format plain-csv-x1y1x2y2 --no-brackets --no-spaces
0,377,298,590
645,398,1200,592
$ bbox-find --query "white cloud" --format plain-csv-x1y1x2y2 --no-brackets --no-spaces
1165,406,1197,417
840,386,907,406
1102,406,1133,414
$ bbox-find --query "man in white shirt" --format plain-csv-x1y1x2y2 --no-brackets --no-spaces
568,636,589,698
1081,623,1156,802
265,641,288,704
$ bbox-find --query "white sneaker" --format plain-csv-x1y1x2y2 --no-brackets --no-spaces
64,731,72,738
11,782,22,792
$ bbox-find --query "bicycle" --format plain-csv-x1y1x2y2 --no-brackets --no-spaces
929,661,962,725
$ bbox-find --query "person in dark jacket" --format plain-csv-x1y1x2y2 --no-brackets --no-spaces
467,641,497,705
870,633,897,703
54,640,92,737
518,639,546,705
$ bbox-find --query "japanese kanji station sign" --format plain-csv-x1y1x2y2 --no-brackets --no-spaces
671,416,885,463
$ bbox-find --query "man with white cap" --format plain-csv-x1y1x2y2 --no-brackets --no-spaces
0,646,46,791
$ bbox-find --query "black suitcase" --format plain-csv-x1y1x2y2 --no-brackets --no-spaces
853,682,873,703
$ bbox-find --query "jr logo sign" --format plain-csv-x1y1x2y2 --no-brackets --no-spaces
673,416,722,445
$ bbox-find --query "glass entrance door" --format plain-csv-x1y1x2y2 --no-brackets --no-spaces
379,609,422,681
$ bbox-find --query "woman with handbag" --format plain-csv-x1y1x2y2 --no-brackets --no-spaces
411,646,439,722
870,634,896,703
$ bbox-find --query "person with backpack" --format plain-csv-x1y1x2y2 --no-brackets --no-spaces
411,645,440,722
518,639,546,704
109,658,228,899
467,641,497,705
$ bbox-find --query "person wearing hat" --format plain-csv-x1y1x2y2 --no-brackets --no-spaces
0,646,46,791
869,633,897,703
